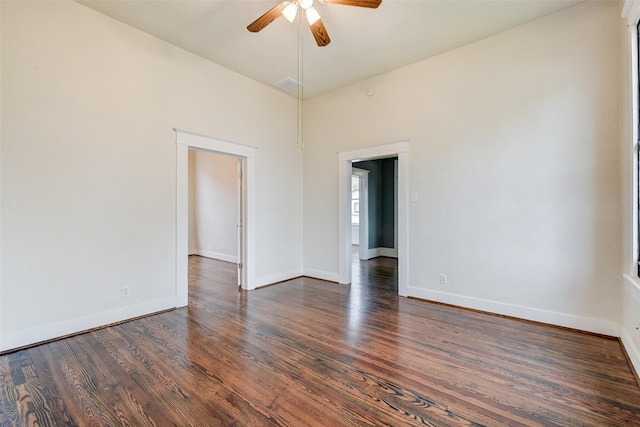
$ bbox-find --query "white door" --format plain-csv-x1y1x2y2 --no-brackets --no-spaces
351,174,360,245
237,158,243,288
352,167,369,260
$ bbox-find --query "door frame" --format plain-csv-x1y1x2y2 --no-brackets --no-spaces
237,158,243,288
351,167,370,260
338,140,409,296
176,129,256,306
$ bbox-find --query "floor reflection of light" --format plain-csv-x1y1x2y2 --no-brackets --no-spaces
347,245,399,347
347,283,363,339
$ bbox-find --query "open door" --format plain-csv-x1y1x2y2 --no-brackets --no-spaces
337,140,409,296
176,129,257,307
237,158,243,288
352,167,369,261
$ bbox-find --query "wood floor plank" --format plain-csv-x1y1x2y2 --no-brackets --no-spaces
1,254,640,426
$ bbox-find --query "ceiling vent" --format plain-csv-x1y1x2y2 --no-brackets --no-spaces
273,77,302,93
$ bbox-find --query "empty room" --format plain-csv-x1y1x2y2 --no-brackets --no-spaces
2,0,640,425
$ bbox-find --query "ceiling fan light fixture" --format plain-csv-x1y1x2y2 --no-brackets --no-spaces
248,0,378,46
299,0,313,10
305,7,320,25
282,2,299,23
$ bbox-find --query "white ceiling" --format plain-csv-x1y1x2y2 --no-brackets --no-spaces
77,0,585,98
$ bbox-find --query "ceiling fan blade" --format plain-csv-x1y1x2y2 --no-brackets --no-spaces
322,0,381,8
247,1,289,33
308,18,331,47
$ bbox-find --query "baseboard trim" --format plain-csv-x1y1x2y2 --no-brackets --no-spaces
621,327,640,383
378,247,398,258
408,287,619,337
361,247,398,260
0,296,176,352
255,268,304,289
622,274,640,381
190,249,238,264
303,268,340,283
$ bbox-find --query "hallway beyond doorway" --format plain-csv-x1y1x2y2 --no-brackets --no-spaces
351,245,397,293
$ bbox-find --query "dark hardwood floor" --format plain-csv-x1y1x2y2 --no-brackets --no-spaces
1,253,640,426
351,245,398,293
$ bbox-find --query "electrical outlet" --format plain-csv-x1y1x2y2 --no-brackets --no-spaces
439,274,447,285
121,286,130,297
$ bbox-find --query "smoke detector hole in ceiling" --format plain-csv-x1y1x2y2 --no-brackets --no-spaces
273,77,302,93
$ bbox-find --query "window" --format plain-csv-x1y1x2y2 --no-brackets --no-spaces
351,175,360,225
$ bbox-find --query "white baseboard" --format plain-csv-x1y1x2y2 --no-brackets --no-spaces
303,268,340,283
255,268,303,288
359,249,373,261
190,249,238,264
408,287,620,337
622,274,640,378
361,247,398,260
0,296,176,352
620,327,640,379
379,247,398,258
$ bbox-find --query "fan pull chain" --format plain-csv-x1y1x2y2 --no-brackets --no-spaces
297,13,304,150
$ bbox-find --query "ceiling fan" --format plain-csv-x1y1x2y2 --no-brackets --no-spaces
247,0,382,47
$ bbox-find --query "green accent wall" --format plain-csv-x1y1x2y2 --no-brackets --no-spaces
353,157,397,250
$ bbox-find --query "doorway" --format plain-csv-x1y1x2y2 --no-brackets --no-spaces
188,149,242,286
338,140,409,297
351,168,369,261
352,158,398,260
176,130,256,308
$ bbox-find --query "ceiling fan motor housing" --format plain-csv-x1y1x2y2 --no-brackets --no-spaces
247,0,381,47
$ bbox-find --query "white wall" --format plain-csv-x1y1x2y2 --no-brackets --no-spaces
1,0,631,358
303,1,622,335
620,0,640,377
0,1,302,351
188,150,239,263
